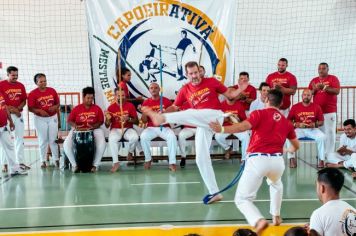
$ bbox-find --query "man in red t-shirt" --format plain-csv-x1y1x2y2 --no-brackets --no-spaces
105,88,138,172
63,87,105,173
0,66,29,170
140,82,177,171
232,72,257,115
142,61,248,204
287,89,325,168
214,98,250,161
308,62,340,157
0,91,27,176
209,89,299,235
266,58,297,116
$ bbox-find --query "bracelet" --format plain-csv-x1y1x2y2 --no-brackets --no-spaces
220,126,225,133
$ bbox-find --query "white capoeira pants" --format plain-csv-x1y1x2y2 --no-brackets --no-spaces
235,153,285,226
109,128,139,164
34,115,59,163
140,127,177,164
320,113,336,156
327,152,356,169
215,131,250,160
178,127,196,158
287,128,326,161
11,113,25,163
0,126,22,174
163,109,225,194
64,128,106,168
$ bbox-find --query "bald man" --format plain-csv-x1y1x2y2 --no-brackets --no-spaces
287,89,325,168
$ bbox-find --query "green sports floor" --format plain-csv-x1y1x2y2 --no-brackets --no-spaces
0,143,355,236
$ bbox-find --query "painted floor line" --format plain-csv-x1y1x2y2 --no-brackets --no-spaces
131,182,201,186
0,198,355,211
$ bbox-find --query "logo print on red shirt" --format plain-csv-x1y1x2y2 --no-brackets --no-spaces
273,112,281,121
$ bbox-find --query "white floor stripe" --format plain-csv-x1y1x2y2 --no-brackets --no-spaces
131,182,200,186
0,198,354,211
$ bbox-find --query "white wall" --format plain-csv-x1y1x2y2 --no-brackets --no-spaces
0,0,355,93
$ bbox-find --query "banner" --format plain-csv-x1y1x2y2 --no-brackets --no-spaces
86,0,237,108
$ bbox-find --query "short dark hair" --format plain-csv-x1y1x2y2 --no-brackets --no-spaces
284,226,308,236
82,87,95,97
121,67,130,76
7,66,18,74
258,82,270,90
319,62,329,68
239,71,249,78
33,73,46,84
185,61,199,72
199,65,205,70
232,228,257,236
267,89,283,107
279,58,288,64
317,167,344,193
343,119,355,128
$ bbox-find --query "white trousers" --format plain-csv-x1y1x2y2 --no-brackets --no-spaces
287,128,326,161
164,109,225,194
215,131,250,160
327,152,356,169
109,128,139,164
0,126,21,174
320,113,336,156
34,115,59,162
140,127,177,164
11,113,25,163
235,154,285,226
178,127,196,158
63,128,106,168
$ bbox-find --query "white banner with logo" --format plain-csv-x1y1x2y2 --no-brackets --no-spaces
86,0,237,108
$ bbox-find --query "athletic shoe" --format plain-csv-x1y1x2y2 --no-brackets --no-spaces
10,170,28,177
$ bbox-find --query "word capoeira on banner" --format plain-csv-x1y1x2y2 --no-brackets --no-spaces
86,0,237,109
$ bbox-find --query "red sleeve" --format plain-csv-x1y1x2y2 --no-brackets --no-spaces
21,84,27,100
330,76,340,89
289,74,297,87
265,75,273,87
287,121,297,140
174,87,186,107
163,97,173,108
287,106,296,121
249,86,257,100
27,91,36,108
308,79,315,90
315,105,324,121
239,104,247,121
68,106,78,123
247,110,261,129
213,79,228,94
96,106,104,123
128,103,138,118
142,99,149,107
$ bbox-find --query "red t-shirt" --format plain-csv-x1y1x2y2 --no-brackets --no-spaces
119,81,130,98
266,71,297,110
231,84,257,110
107,102,137,129
0,93,8,127
308,75,340,114
28,87,59,117
287,102,324,124
0,80,27,110
174,78,227,110
220,100,247,126
247,108,296,153
142,97,172,127
68,104,104,129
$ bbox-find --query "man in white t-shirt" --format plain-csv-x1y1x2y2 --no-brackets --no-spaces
308,167,356,235
249,82,270,114
326,119,356,178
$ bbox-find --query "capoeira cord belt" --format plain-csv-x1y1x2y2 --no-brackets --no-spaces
202,161,246,205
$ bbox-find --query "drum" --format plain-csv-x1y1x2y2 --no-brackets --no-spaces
73,130,95,172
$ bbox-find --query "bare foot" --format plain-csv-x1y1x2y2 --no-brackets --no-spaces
224,147,232,159
317,160,325,169
141,107,166,126
91,166,97,173
144,161,152,170
289,158,297,168
255,218,269,235
352,172,356,179
207,194,223,204
41,162,47,168
111,162,120,173
2,164,8,173
272,215,282,226
127,152,133,161
169,164,176,172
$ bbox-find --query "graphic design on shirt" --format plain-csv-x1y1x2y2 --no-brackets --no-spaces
189,88,210,107
273,112,282,121
5,89,22,101
78,112,97,124
341,208,356,236
38,96,54,108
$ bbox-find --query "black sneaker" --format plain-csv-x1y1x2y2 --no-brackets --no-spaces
11,170,28,177
180,158,186,168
